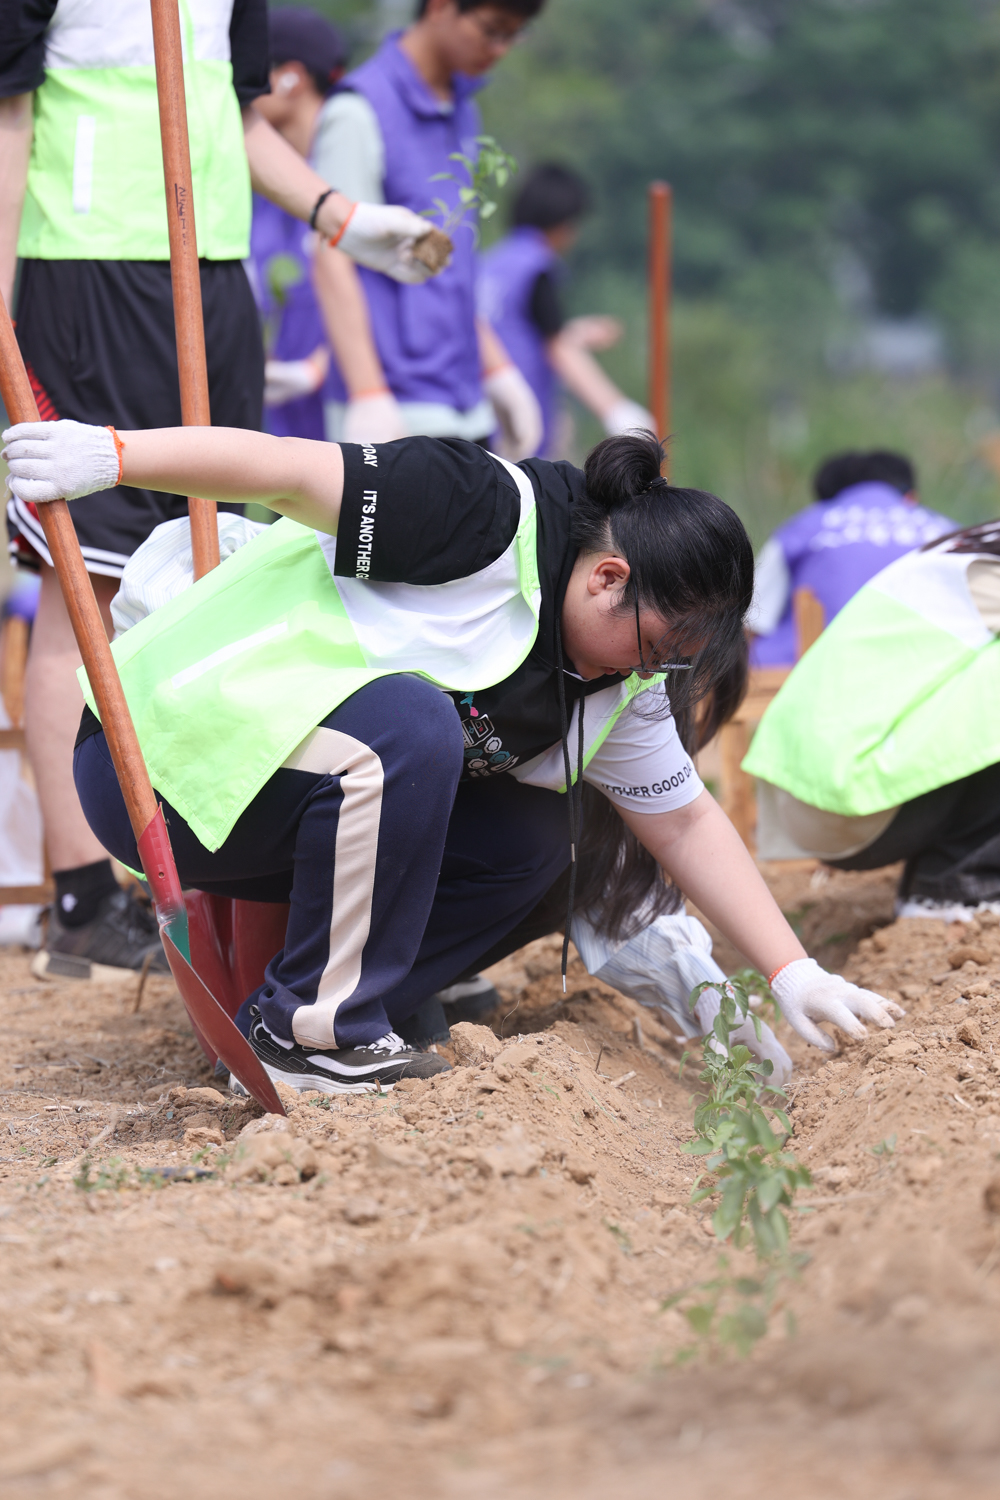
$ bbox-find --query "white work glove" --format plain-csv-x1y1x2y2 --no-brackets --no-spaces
694,986,793,1090
3,419,120,503
603,398,657,437
337,203,443,285
771,957,904,1053
483,363,543,461
342,390,408,445
264,348,329,407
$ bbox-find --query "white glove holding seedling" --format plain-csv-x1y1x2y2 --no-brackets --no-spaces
771,957,904,1053
603,398,657,437
694,986,793,1089
264,347,329,407
484,363,544,461
342,390,408,444
3,419,120,503
337,203,441,285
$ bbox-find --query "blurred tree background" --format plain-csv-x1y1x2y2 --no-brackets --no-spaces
277,0,1000,543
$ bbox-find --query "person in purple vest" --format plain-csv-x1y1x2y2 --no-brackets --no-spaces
749,449,953,666
250,9,349,443
309,0,544,457
478,163,654,458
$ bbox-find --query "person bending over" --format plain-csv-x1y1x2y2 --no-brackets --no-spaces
4,419,903,1090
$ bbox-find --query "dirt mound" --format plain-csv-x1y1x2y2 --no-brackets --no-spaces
1,868,1000,1497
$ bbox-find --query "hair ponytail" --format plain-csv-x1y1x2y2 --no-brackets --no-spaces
571,429,755,939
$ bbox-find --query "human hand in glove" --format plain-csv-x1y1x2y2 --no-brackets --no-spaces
336,203,447,285
3,420,121,503
264,347,329,407
603,397,657,437
771,957,904,1053
341,390,408,445
694,986,792,1089
483,363,544,461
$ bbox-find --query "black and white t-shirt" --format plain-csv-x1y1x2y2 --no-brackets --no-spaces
332,438,702,815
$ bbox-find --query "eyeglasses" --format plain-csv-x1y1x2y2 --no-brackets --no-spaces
465,11,529,47
634,593,692,676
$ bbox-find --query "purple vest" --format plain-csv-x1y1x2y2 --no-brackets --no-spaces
478,227,559,456
341,35,484,411
752,481,953,666
249,194,328,441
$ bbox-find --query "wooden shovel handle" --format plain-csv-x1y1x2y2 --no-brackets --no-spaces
0,299,159,841
647,181,672,470
150,0,220,579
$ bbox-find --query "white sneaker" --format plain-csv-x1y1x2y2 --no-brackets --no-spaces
896,896,1000,923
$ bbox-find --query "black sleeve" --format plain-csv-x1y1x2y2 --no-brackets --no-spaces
0,0,57,98
229,0,270,106
529,270,565,339
335,438,523,584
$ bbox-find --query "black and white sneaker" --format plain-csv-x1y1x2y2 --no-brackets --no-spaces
240,1005,451,1096
31,887,169,982
435,973,502,1025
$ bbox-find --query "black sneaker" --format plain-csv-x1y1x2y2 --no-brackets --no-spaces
435,973,503,1025
32,887,169,982
240,1005,451,1096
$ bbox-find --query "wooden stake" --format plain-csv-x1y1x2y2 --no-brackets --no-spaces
150,0,219,579
647,181,672,470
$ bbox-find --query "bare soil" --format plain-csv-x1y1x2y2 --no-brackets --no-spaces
1,862,999,1499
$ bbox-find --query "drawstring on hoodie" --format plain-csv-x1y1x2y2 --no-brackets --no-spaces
554,614,585,992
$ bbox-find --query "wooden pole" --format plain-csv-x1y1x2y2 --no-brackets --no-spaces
647,181,672,471
150,0,219,579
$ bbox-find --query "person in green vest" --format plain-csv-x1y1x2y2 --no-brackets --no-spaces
0,0,445,984
745,519,1000,923
3,417,904,1091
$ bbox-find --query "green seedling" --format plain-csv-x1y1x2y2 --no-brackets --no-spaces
685,975,812,1259
74,1155,133,1193
664,1252,807,1362
426,135,517,241
871,1133,897,1157
729,966,781,1026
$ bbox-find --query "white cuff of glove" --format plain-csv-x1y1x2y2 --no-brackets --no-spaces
483,363,544,461
264,356,327,407
603,398,657,437
771,957,904,1053
3,419,121,504
341,391,408,445
337,203,440,285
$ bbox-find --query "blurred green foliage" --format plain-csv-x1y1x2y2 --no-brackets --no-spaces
274,0,1000,539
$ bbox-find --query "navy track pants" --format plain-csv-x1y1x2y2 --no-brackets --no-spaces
75,675,571,1048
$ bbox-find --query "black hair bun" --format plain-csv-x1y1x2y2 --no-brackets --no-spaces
584,429,665,511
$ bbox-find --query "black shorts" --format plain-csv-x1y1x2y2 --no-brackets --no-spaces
7,258,264,577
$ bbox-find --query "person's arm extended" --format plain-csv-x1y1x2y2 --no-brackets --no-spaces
621,789,806,978
120,428,344,533
2,421,345,534
0,93,33,312
242,103,352,239
312,242,387,397
546,332,623,424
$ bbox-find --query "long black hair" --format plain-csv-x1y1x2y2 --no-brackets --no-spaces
570,429,754,940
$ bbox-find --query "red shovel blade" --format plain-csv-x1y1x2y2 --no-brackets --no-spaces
160,927,286,1117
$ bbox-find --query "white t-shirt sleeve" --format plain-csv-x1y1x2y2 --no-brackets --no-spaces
745,534,790,636
312,92,386,206
583,689,703,814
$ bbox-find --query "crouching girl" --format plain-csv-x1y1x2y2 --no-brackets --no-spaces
4,419,903,1091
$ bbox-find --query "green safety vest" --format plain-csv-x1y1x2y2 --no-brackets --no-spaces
743,544,1000,816
19,0,249,262
80,463,656,852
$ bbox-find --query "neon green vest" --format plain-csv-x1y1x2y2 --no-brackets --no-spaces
18,0,250,262
743,545,1000,816
82,491,657,852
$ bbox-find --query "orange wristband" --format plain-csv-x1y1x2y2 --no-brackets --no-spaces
350,387,391,401
328,201,357,248
768,961,794,987
106,426,124,485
